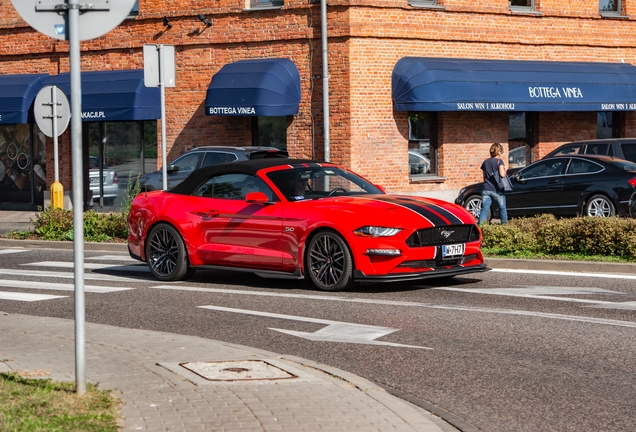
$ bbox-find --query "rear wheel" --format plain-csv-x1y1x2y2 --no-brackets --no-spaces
306,230,354,291
146,223,190,281
584,194,615,217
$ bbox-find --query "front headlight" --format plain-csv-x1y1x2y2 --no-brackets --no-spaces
353,226,402,237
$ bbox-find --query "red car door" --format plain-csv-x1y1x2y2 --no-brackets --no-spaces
188,174,284,270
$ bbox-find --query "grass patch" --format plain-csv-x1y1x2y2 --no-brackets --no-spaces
482,247,635,263
0,372,120,431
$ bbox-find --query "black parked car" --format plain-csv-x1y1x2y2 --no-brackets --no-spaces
456,155,636,220
544,138,636,164
138,146,288,191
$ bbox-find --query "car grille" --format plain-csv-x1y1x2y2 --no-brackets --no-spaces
406,225,479,247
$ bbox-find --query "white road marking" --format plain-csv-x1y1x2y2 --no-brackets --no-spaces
0,279,132,293
0,249,29,255
0,291,67,302
154,285,636,328
198,305,431,349
86,255,138,262
23,261,149,272
0,268,150,283
492,268,636,280
434,286,635,306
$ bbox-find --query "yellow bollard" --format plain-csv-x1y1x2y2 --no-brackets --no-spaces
50,181,64,209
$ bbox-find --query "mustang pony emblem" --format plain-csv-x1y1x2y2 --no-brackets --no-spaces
440,229,455,238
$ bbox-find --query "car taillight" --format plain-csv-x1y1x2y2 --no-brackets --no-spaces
629,178,636,188
113,172,118,184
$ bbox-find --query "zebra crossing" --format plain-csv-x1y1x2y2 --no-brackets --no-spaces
0,248,150,302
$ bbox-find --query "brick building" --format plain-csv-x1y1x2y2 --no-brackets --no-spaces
2,0,636,210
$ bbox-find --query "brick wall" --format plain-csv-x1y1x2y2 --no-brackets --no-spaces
2,1,636,197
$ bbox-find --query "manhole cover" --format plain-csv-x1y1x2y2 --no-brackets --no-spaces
180,360,297,381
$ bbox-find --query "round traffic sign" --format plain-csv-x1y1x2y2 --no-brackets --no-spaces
34,85,71,138
11,0,136,41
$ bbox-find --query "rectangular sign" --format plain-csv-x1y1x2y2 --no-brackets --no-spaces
143,44,176,88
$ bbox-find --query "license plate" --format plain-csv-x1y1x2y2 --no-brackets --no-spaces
442,243,464,258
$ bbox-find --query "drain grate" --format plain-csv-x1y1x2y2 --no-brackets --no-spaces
179,360,297,382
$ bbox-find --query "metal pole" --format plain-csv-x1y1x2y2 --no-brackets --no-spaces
159,45,168,190
321,0,330,163
69,0,86,395
52,87,59,182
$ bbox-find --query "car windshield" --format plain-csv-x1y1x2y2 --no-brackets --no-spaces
267,166,383,201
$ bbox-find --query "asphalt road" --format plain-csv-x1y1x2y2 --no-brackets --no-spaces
1,246,635,431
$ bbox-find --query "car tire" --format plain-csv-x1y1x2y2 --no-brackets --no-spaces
306,230,355,292
464,195,491,222
584,194,615,217
145,223,191,281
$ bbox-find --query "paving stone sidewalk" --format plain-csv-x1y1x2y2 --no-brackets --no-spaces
0,313,455,432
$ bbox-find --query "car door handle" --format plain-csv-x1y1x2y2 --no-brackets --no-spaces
190,210,220,218
547,179,560,184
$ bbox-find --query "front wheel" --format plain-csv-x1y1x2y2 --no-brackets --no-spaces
464,195,491,222
584,194,615,217
306,230,354,291
146,223,190,281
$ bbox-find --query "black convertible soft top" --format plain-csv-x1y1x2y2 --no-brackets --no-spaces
169,158,325,195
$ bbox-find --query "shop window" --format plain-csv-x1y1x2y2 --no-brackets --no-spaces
251,0,283,9
0,124,46,208
600,0,621,14
508,112,534,169
510,0,534,11
408,112,438,177
252,117,287,150
598,112,620,138
87,121,157,210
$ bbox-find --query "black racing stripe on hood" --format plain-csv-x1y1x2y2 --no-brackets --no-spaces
395,196,464,225
374,196,450,226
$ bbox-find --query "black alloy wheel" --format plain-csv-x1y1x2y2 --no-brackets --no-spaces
146,223,190,281
306,230,354,291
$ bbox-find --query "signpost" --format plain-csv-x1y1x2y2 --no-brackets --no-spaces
34,85,70,209
11,0,136,394
144,44,175,190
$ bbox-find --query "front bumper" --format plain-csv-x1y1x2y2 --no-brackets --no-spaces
354,262,490,283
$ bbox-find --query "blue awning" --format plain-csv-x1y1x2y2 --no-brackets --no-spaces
392,57,636,112
43,70,161,121
0,74,49,124
205,58,301,116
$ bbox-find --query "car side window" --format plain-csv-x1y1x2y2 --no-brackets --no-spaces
566,159,602,175
552,144,582,156
520,159,567,178
620,144,636,163
192,173,274,201
203,152,238,167
584,143,609,156
172,152,202,171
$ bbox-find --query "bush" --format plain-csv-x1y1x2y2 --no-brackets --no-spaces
482,215,636,260
30,207,128,242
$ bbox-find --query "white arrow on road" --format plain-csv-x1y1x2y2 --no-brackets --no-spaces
197,305,431,349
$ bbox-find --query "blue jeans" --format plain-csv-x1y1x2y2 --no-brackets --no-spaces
478,189,508,225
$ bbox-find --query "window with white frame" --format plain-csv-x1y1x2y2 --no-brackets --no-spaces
510,0,534,11
599,0,621,13
409,0,439,6
408,112,438,177
251,0,283,8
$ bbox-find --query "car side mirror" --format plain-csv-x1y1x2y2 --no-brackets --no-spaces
167,164,179,174
245,191,272,204
513,173,525,184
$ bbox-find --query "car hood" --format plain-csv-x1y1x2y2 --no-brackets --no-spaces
300,194,475,227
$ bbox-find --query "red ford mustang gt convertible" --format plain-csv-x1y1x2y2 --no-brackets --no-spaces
127,159,488,291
